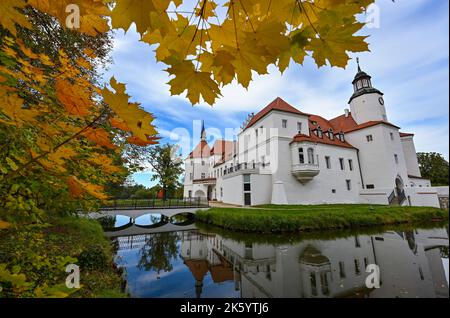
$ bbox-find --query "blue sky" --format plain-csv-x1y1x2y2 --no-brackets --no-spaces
102,0,449,188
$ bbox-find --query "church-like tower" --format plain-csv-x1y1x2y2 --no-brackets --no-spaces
349,59,388,125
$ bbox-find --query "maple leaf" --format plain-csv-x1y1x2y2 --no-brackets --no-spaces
166,60,221,105
55,79,91,116
67,176,85,198
0,220,12,230
82,127,116,149
111,0,160,34
127,136,160,146
0,0,31,35
102,77,157,141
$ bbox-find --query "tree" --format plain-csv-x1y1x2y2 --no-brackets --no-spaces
145,144,184,200
0,2,158,223
417,153,449,186
138,232,179,275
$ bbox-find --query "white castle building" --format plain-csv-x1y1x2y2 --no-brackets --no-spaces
183,62,440,207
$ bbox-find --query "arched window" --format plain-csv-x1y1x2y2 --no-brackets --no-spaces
307,148,315,165
299,148,305,164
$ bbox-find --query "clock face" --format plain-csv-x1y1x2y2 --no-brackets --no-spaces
379,97,385,105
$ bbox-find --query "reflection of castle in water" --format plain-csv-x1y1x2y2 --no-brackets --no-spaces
180,229,449,298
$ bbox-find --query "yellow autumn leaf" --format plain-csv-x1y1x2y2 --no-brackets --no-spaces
166,60,221,105
102,77,157,141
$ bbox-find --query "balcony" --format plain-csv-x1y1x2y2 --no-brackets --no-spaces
223,162,261,179
193,178,217,185
291,163,320,183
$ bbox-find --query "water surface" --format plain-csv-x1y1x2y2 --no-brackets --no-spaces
102,214,449,298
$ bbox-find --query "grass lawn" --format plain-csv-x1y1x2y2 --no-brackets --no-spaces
195,204,448,234
0,216,126,298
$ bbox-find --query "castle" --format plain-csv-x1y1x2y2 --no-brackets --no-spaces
183,61,440,207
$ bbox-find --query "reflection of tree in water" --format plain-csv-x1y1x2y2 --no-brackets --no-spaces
439,246,449,259
405,231,417,254
138,232,179,274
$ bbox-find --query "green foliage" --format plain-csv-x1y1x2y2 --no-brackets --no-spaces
142,144,184,200
417,152,449,186
196,205,449,234
0,216,125,298
138,232,179,274
77,245,108,271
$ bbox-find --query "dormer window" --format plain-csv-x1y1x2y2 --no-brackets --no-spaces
317,127,323,138
338,132,345,142
328,129,334,140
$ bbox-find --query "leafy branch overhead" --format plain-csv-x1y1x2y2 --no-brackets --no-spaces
0,0,373,215
2,0,374,107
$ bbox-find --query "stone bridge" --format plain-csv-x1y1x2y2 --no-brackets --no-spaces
89,207,208,220
88,207,207,238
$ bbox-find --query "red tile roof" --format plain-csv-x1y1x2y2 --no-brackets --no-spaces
189,140,210,159
344,121,401,133
291,133,356,149
400,132,414,138
329,112,358,132
329,112,400,133
245,97,308,130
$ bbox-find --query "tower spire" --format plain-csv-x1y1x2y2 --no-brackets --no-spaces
200,120,206,141
356,57,362,72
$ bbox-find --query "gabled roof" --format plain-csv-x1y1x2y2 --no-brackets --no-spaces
329,112,358,132
291,114,356,149
344,120,400,133
329,112,400,133
245,97,308,130
189,140,210,159
291,133,356,149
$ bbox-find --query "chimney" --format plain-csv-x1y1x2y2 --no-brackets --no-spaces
344,109,350,118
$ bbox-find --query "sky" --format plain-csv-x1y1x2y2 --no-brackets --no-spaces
102,0,450,188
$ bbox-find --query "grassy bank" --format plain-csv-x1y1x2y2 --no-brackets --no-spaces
0,216,126,298
195,205,448,234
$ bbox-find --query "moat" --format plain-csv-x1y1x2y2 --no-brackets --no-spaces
99,213,449,298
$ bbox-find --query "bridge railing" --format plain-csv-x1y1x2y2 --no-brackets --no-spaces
99,197,209,210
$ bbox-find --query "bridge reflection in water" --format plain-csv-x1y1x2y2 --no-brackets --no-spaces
105,214,449,298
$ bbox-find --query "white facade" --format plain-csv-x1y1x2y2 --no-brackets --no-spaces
180,228,449,298
184,64,440,207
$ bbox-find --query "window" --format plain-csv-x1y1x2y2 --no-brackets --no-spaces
339,158,345,170
188,190,192,198
364,257,369,269
307,148,315,165
390,132,394,140
310,272,317,296
346,180,352,191
328,129,334,140
243,175,251,206
366,184,375,189
282,119,288,128
317,127,323,138
190,173,193,180
325,156,331,169
366,135,373,142
320,272,330,296
299,148,305,164
220,187,223,197
201,173,206,179
339,262,346,279
297,122,302,133
332,189,336,194
355,236,361,248
202,161,205,166
348,159,354,171
355,259,361,275
394,154,399,164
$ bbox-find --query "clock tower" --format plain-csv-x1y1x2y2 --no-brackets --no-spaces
348,59,388,125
